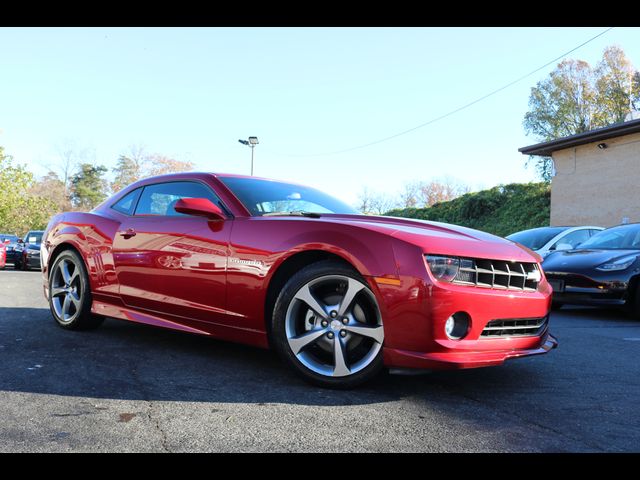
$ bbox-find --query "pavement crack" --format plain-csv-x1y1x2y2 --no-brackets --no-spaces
129,365,170,452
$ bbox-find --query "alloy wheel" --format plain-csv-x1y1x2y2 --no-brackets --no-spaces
285,275,384,378
50,257,83,323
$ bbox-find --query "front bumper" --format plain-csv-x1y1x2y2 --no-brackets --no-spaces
5,250,21,263
24,251,41,269
377,269,554,371
546,273,629,306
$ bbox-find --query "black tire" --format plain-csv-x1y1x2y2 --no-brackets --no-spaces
271,260,384,389
628,284,640,319
551,301,563,311
48,249,104,330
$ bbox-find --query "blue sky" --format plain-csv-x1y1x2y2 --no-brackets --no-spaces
1,27,639,206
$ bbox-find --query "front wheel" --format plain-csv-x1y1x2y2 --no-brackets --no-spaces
271,260,384,389
48,250,104,330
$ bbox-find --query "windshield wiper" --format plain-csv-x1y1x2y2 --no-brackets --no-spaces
262,211,322,218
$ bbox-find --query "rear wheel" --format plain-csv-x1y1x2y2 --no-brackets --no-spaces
271,260,384,389
48,250,104,330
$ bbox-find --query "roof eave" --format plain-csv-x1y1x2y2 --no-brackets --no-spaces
519,118,640,156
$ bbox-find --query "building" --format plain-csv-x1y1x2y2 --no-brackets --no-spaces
519,118,640,227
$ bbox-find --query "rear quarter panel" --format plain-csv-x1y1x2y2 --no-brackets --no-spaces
42,211,122,299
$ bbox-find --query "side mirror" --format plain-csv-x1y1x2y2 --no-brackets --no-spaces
555,243,573,251
174,197,226,221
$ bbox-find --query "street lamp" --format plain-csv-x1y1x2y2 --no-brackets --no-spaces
238,136,259,175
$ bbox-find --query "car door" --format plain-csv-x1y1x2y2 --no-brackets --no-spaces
112,180,232,326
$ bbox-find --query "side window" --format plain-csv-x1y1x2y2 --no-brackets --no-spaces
134,181,223,217
556,229,591,248
589,229,601,237
111,188,142,215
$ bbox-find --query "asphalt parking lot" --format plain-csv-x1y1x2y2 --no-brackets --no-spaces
1,269,639,452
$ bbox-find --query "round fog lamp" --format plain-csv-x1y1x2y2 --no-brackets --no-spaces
445,312,470,340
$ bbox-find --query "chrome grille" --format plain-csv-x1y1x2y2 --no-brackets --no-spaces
481,316,548,337
453,258,540,291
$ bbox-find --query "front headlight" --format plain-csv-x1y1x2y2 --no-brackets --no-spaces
425,255,460,282
596,254,638,271
27,247,39,254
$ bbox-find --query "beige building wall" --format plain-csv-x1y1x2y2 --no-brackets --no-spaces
551,131,640,227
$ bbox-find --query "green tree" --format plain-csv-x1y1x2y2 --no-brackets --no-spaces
0,147,57,235
70,163,109,211
594,46,640,123
523,46,640,181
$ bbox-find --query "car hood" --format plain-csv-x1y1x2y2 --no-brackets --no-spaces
320,214,539,262
542,248,640,272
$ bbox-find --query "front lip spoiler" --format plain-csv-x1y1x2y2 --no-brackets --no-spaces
385,334,558,372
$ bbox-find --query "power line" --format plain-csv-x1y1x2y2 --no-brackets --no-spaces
275,27,614,158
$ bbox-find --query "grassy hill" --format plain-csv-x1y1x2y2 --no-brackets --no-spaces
385,182,550,237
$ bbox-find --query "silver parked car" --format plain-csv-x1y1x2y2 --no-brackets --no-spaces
506,226,604,259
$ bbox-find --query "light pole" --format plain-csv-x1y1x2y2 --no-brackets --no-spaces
238,136,259,175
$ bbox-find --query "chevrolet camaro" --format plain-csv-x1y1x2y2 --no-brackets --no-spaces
41,172,557,388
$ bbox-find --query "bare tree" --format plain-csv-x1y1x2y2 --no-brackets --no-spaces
146,154,195,176
399,182,420,208
399,177,469,208
357,187,398,215
29,170,72,213
54,140,79,198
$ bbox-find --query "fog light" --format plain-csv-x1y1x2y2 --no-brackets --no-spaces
445,312,470,340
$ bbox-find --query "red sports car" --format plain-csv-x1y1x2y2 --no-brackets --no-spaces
41,173,557,388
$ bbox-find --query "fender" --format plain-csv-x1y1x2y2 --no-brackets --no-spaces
225,217,401,332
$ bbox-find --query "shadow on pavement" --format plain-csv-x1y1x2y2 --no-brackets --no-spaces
0,306,550,406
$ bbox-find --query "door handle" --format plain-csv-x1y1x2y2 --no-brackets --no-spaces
119,228,137,239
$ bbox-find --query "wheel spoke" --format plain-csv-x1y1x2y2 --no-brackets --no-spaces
62,294,72,319
51,286,66,298
69,291,81,308
288,329,326,355
69,267,80,285
294,284,327,319
337,278,364,317
344,324,384,344
332,336,351,377
60,260,72,284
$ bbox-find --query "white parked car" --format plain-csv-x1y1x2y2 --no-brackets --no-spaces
506,226,604,259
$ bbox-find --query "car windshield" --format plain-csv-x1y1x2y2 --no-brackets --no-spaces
578,224,640,250
24,231,44,244
219,176,359,216
506,227,569,250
